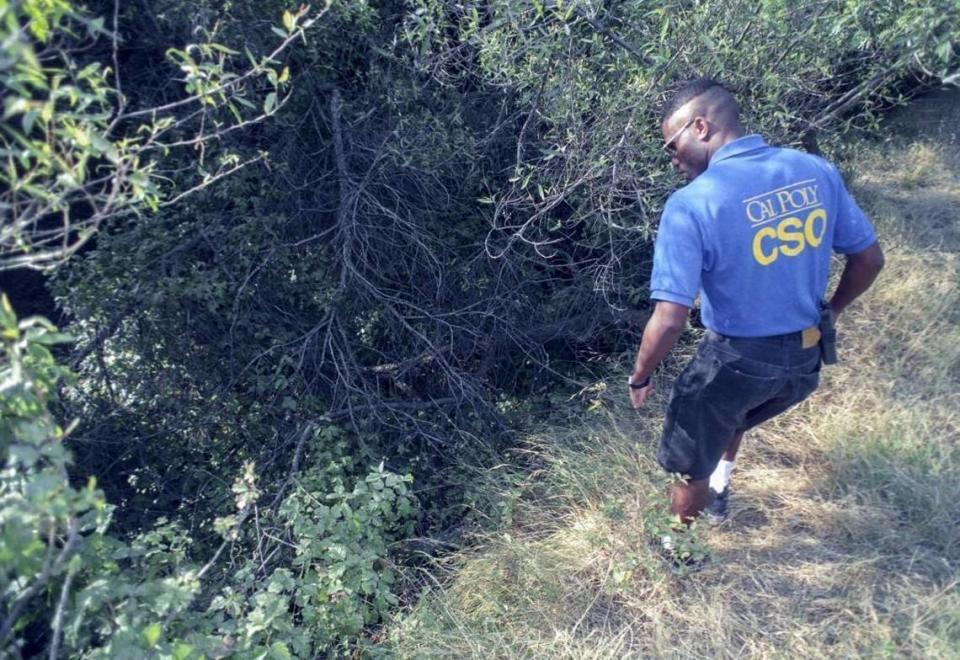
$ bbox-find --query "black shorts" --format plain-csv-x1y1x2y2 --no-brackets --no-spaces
657,330,821,481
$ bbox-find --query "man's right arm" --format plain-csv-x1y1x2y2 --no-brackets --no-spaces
829,241,885,317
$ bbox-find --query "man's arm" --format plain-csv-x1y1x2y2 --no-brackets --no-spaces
629,300,689,408
829,242,885,317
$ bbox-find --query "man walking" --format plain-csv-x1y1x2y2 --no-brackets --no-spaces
628,79,884,529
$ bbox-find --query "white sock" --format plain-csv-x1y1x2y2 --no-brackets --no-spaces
709,459,735,493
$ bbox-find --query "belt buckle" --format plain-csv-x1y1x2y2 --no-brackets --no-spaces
801,325,821,349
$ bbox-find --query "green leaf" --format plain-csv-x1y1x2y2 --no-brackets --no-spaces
172,642,195,660
40,101,54,124
0,294,18,334
282,10,295,33
29,331,73,346
227,101,243,124
21,110,38,135
209,43,240,56
936,40,953,63
233,95,257,110
9,444,41,466
263,92,277,114
143,623,162,648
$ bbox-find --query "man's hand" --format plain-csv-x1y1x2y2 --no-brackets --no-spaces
628,300,688,409
628,377,655,408
829,242,884,317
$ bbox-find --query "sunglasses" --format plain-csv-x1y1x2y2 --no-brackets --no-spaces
662,117,696,155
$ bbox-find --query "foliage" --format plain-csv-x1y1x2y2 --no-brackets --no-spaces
0,293,97,656
48,0,958,546
405,0,959,266
0,0,320,270
0,296,416,656
2,0,959,656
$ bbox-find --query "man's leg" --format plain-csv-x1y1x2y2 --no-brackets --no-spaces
722,428,745,461
670,477,711,522
708,428,744,494
704,428,745,523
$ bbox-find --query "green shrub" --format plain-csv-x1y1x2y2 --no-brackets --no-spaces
0,295,416,657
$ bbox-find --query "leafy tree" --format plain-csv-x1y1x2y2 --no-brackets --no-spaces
1,0,320,270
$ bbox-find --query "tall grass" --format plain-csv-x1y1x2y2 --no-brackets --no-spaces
383,90,960,659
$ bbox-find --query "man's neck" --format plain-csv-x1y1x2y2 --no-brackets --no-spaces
707,127,746,162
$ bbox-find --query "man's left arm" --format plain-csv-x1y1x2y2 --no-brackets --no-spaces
825,159,882,318
628,301,689,408
829,241,884,318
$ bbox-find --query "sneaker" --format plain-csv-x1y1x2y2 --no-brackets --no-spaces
704,487,729,524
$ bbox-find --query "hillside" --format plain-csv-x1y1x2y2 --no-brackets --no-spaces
385,89,960,658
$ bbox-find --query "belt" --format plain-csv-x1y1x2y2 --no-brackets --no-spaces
712,325,821,349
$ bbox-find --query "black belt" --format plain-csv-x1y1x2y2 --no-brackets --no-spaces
710,325,820,346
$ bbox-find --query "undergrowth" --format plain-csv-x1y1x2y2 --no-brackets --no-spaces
381,89,960,658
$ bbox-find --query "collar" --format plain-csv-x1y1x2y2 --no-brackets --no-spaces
709,134,767,165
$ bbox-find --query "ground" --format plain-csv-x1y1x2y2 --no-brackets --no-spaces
384,88,960,659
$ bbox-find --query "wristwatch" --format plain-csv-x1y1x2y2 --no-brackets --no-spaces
628,375,650,389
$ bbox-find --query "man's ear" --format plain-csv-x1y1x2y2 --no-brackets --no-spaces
694,116,711,141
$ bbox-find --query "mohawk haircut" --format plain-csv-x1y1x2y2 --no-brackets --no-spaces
661,77,728,123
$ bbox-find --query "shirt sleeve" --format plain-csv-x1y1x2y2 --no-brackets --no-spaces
827,162,877,254
650,196,702,307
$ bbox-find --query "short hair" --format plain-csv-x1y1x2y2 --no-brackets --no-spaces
661,77,728,123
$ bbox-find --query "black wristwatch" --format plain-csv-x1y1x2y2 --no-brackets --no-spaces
628,375,650,389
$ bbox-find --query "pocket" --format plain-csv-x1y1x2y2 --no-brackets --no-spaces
673,345,724,398
711,346,785,381
707,356,783,413
794,366,820,401
723,357,784,381
802,351,822,375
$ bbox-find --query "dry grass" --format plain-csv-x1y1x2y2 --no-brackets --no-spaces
383,90,960,659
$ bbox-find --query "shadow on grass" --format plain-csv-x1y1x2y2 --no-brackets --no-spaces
854,182,960,253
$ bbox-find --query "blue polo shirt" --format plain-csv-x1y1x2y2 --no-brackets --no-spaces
650,134,877,337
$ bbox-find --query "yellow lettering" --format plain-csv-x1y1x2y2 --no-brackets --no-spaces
753,226,778,265
751,208,829,265
777,217,805,256
804,208,827,247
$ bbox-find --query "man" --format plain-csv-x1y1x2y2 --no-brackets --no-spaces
629,78,884,530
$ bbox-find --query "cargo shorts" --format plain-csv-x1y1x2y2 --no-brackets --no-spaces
657,330,821,481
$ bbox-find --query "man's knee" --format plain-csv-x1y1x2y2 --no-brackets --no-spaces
670,477,711,521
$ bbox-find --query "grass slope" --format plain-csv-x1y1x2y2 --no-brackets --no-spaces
384,90,960,659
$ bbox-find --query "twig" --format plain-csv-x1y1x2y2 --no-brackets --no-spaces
48,561,78,660
0,522,80,647
115,6,330,122
159,153,266,207
574,8,654,67
112,0,124,115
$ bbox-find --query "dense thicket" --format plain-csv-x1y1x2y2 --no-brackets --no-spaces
2,0,957,656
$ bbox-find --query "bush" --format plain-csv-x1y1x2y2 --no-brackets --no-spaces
0,295,416,656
